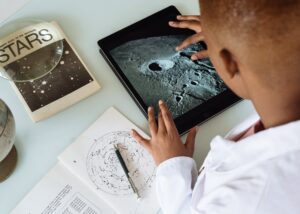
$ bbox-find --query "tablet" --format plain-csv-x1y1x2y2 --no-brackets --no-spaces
98,5,240,135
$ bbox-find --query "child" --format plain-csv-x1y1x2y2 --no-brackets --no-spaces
132,0,300,213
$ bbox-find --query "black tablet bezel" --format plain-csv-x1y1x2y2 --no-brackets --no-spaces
98,5,241,135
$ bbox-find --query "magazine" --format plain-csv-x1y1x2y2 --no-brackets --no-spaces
0,21,100,121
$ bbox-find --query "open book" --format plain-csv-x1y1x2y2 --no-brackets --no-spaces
12,163,116,214
0,21,100,122
12,107,160,214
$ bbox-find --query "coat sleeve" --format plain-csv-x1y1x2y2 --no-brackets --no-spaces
155,156,198,214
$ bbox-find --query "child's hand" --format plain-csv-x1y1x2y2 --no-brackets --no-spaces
131,100,197,166
169,15,208,60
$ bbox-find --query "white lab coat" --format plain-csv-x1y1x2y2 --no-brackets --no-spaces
156,114,300,214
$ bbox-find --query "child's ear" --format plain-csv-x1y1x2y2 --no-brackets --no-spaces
219,49,239,79
219,48,250,99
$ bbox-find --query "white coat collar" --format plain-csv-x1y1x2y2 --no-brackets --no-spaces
204,115,300,172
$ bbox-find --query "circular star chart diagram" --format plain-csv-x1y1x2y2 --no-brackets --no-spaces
86,131,155,196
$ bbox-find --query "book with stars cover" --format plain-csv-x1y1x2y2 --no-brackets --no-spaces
2,21,100,122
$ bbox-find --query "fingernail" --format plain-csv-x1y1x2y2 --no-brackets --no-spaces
175,46,180,51
191,55,197,60
148,106,152,112
159,100,163,105
177,15,181,19
169,21,174,25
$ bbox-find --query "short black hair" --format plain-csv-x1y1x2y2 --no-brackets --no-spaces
200,0,300,86
200,0,300,46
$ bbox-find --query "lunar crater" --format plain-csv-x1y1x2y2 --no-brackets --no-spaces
111,35,226,118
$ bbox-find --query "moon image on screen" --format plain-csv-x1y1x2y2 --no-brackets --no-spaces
110,35,227,118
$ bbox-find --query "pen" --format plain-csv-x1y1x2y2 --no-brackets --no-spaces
114,144,141,200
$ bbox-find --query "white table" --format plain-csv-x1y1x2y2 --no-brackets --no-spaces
0,0,255,213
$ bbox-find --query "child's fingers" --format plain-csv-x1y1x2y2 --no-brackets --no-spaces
191,50,209,60
158,100,177,133
157,111,167,134
131,129,151,151
148,106,157,136
185,127,197,156
176,15,201,21
176,33,204,51
169,20,201,31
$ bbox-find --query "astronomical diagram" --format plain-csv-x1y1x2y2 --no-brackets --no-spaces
86,131,155,196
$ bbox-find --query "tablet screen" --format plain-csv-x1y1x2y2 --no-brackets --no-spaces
110,36,226,119
98,6,240,134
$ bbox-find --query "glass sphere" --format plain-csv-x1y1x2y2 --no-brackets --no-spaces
0,99,15,162
0,19,63,82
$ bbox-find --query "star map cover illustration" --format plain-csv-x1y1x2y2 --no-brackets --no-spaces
0,22,100,121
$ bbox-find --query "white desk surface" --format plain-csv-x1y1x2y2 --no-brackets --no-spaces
0,0,256,213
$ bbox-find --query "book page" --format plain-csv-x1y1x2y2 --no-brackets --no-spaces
12,163,115,214
59,107,160,214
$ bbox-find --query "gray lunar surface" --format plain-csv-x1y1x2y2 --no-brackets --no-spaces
111,35,226,118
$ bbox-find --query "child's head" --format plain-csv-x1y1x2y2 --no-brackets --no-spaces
200,0,300,99
199,0,300,126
